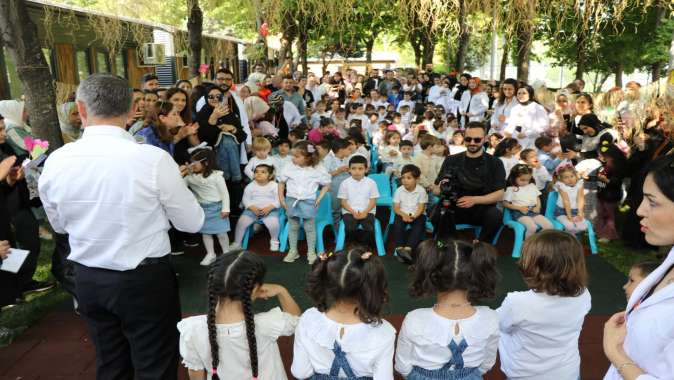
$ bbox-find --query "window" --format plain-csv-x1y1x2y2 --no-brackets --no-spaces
76,50,91,82
95,51,110,73
113,52,126,78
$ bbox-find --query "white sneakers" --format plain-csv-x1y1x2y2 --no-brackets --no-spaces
200,252,217,266
270,239,280,252
283,250,300,263
307,252,317,265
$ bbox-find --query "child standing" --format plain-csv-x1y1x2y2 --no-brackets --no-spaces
338,156,380,250
413,135,440,191
178,251,301,380
291,248,396,380
396,239,500,379
498,230,591,380
378,130,402,173
234,164,281,251
392,140,415,177
243,137,278,181
272,139,292,174
278,141,331,264
503,164,554,238
554,165,588,234
391,165,428,264
182,148,231,266
494,137,522,180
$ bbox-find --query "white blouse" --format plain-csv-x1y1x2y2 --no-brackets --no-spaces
604,247,674,380
395,307,499,377
497,289,591,380
555,180,585,210
490,98,518,134
177,307,299,380
184,170,230,212
506,102,550,149
278,163,331,201
242,181,280,209
291,307,396,380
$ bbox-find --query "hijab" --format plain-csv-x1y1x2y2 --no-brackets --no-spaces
0,100,27,128
58,102,82,142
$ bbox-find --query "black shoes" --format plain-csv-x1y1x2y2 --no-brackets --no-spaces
395,247,414,264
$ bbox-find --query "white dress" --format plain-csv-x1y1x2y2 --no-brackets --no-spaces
506,102,550,149
395,307,499,377
177,307,299,380
291,307,396,380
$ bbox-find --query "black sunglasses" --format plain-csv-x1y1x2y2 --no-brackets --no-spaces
464,137,483,143
208,94,224,101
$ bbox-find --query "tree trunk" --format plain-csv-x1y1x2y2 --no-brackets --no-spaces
421,38,435,67
598,72,610,91
365,37,375,66
454,0,470,72
575,30,586,80
651,1,667,82
409,34,422,68
298,29,308,75
499,38,509,82
186,0,203,78
0,0,62,150
614,64,624,88
516,23,532,83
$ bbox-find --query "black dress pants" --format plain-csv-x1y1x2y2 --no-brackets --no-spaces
73,258,181,380
392,214,426,250
343,213,376,249
453,204,503,243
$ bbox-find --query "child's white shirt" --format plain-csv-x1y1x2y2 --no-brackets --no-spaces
393,184,428,215
244,156,279,180
242,181,280,209
555,180,585,210
273,154,292,175
178,307,299,380
372,130,386,147
184,170,230,212
278,163,331,201
291,307,396,380
532,165,552,191
504,184,540,208
338,176,380,214
497,289,591,380
499,156,520,179
395,307,499,377
379,144,401,164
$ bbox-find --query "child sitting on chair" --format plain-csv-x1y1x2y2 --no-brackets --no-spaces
233,164,281,251
392,164,428,264
338,155,380,250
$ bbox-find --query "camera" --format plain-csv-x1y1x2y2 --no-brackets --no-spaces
431,168,463,239
438,170,461,205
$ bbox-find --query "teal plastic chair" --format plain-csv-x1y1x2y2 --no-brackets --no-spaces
278,193,335,254
502,207,560,258
334,217,387,256
544,192,598,254
370,146,379,174
241,208,286,249
370,173,397,238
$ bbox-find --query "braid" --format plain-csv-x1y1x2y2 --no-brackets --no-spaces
207,265,221,380
242,269,259,379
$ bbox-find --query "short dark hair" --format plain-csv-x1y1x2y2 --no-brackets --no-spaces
465,121,487,134
631,260,661,278
420,135,437,150
275,138,290,148
401,164,421,178
519,148,536,161
254,163,274,177
319,117,334,128
331,138,351,153
400,140,414,149
217,68,233,76
349,155,368,168
317,139,332,151
535,136,553,149
411,239,499,302
142,73,158,83
289,129,306,141
519,230,588,297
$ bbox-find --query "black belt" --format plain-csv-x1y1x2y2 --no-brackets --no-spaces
138,255,171,267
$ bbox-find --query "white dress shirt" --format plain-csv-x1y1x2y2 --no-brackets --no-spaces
604,247,674,380
393,185,428,215
497,289,591,380
178,307,299,380
338,176,380,214
395,307,499,377
39,125,204,271
291,307,396,380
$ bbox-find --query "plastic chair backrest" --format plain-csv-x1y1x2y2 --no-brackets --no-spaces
545,192,559,219
369,173,392,198
503,207,514,223
315,192,332,224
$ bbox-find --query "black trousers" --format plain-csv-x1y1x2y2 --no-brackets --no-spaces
343,213,375,249
392,214,426,250
453,204,503,244
73,259,181,380
51,232,76,297
12,208,40,289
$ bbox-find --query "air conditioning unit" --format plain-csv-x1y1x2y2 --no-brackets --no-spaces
139,43,166,66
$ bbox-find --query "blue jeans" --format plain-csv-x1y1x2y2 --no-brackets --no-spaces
216,134,241,181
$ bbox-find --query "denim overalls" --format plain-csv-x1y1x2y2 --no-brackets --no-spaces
310,341,373,380
407,338,481,380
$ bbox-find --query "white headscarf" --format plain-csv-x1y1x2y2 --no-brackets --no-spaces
58,102,82,141
0,100,26,128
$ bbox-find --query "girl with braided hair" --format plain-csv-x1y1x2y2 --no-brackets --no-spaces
291,247,396,380
177,250,301,379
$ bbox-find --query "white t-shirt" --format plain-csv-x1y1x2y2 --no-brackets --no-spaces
504,184,540,208
499,156,520,180
497,289,592,380
555,180,585,210
393,184,428,215
278,163,331,201
291,307,396,380
177,307,299,380
244,156,279,180
395,307,499,377
242,181,280,209
338,176,380,214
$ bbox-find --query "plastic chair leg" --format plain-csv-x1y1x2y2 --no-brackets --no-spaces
316,222,327,254
241,225,252,249
279,221,289,252
492,226,503,246
510,224,526,258
374,220,386,257
586,222,598,255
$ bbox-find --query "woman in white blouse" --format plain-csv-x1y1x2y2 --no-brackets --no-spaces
459,77,489,128
506,85,550,149
603,155,674,380
490,78,518,135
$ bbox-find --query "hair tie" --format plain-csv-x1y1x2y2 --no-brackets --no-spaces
187,142,212,154
306,144,315,153
555,162,574,175
360,251,373,260
212,367,218,375
437,240,446,249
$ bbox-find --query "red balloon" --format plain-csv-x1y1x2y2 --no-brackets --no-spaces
259,22,269,37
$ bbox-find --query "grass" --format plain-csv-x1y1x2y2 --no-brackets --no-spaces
0,238,69,347
598,239,664,275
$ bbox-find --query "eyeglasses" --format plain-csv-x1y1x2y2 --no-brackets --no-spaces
208,95,224,101
464,137,483,143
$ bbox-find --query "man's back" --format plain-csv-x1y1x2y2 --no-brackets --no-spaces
39,125,204,270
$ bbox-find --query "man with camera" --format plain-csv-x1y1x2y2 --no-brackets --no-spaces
432,121,505,243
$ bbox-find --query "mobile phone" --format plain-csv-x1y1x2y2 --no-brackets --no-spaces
515,126,522,133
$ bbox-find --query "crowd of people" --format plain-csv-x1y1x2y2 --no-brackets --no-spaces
0,62,672,380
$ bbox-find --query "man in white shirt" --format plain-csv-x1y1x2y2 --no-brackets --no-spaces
39,73,204,380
